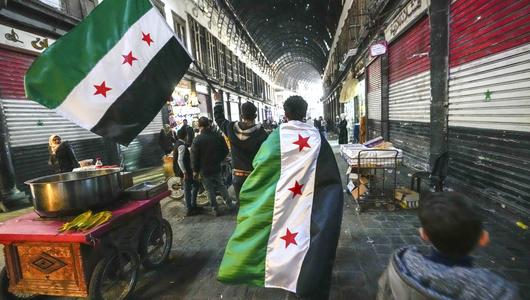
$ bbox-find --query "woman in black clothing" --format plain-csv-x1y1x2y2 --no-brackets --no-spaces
338,115,348,144
48,134,80,173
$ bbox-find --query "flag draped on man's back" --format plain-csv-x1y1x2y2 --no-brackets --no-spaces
218,120,343,297
24,0,192,145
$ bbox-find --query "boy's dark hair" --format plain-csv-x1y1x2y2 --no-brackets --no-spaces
198,116,210,128
241,102,257,120
419,192,483,257
177,128,186,139
283,96,308,121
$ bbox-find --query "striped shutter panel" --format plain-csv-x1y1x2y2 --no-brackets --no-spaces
448,0,530,214
119,112,164,171
367,57,382,139
388,16,431,171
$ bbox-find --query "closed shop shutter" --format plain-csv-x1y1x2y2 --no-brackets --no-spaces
120,112,164,171
388,16,431,171
367,57,381,139
1,99,117,190
448,0,530,214
0,48,34,99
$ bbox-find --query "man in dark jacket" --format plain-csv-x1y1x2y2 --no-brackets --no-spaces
192,117,234,216
214,92,268,204
158,124,176,155
180,119,195,147
173,129,200,216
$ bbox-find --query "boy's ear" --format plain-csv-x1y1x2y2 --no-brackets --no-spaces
478,230,490,247
419,227,429,242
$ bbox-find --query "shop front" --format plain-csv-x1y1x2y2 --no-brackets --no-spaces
386,0,431,171
0,24,120,196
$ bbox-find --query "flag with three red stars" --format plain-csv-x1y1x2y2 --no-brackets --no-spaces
218,120,344,297
24,0,192,145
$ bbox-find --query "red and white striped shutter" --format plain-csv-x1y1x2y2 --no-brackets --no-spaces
388,16,431,170
366,57,382,139
448,0,530,213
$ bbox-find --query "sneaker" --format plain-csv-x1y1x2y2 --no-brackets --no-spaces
224,198,235,210
185,210,196,217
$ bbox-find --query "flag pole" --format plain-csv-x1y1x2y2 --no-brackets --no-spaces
192,60,219,94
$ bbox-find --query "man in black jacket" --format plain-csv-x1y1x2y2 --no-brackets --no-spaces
180,119,195,147
173,129,200,216
158,124,176,155
214,92,268,205
192,116,234,216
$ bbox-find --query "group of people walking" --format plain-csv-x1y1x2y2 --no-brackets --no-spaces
170,92,267,217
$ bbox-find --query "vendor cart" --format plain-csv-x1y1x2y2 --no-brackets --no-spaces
0,190,172,300
341,145,401,212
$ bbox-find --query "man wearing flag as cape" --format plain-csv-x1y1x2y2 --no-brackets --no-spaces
218,96,344,299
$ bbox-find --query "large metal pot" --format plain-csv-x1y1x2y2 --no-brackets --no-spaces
25,168,122,217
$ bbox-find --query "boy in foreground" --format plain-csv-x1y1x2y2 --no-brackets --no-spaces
377,192,518,300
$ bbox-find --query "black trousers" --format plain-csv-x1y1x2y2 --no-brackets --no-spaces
232,175,248,202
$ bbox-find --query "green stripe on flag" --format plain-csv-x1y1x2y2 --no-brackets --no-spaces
24,0,153,108
218,129,281,286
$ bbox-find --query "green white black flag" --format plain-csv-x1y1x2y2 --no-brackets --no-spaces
25,0,192,145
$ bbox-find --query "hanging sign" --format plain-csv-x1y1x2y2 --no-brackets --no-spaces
0,24,55,53
384,0,429,43
370,41,388,57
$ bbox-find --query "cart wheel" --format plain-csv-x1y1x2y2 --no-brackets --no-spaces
0,267,36,300
140,219,173,270
88,249,139,300
167,177,184,200
386,203,396,211
375,202,382,208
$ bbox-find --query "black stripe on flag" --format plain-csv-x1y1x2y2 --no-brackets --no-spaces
91,37,192,145
296,136,344,298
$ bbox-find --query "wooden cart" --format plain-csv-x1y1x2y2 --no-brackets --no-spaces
0,191,172,300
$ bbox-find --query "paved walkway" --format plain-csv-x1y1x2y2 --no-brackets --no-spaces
1,141,529,299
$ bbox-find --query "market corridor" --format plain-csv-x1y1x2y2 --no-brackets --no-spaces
126,141,530,300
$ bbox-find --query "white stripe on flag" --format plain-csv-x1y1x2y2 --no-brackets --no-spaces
265,120,321,292
56,8,174,130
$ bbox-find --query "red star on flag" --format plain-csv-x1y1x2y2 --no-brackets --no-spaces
293,134,310,152
288,180,304,197
142,32,154,46
280,228,298,248
94,81,111,97
122,51,138,66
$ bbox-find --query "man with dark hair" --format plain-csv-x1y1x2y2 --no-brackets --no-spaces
158,124,176,155
377,192,518,300
174,128,200,216
214,92,268,204
180,118,195,147
191,116,234,216
219,95,343,299
283,95,308,121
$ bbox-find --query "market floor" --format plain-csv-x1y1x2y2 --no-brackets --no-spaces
5,140,530,299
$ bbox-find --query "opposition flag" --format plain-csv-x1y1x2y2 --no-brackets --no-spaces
24,0,192,145
218,121,344,297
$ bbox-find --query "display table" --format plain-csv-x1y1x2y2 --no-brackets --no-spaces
0,190,171,298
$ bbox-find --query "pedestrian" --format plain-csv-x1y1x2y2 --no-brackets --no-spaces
173,129,201,216
180,118,195,147
48,134,80,173
218,96,343,299
321,116,328,139
313,116,321,131
158,124,176,155
214,92,268,206
377,192,518,300
339,114,348,144
191,116,235,217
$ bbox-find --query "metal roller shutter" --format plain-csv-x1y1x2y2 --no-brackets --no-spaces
448,0,530,214
367,57,382,139
388,16,431,171
119,112,164,171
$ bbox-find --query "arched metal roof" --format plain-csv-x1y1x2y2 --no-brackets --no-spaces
228,0,342,89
